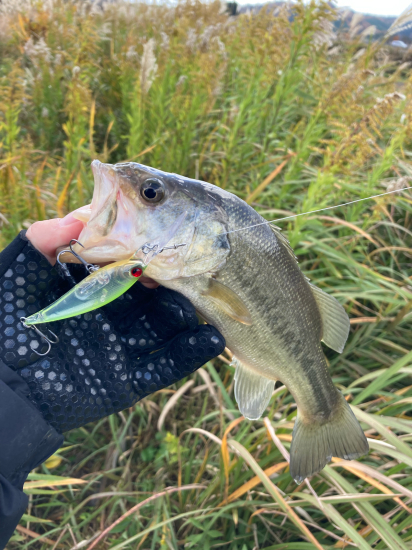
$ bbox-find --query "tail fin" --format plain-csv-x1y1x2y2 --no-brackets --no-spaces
289,394,368,483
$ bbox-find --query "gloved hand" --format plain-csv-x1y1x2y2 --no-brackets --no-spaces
0,227,225,433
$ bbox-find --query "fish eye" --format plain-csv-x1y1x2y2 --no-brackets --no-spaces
140,178,165,204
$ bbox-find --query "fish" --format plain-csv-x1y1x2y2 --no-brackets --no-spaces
70,159,369,482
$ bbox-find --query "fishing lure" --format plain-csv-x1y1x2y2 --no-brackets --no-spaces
22,256,147,326
22,241,186,327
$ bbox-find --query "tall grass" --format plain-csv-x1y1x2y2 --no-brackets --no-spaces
1,0,412,548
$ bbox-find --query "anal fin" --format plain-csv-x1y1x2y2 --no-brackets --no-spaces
233,357,275,420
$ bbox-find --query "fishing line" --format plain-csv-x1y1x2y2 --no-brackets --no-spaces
222,185,412,236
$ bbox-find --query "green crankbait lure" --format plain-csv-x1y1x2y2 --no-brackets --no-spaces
23,256,147,326
21,211,187,335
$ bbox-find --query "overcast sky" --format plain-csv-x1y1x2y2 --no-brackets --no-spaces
235,0,411,17
333,0,409,16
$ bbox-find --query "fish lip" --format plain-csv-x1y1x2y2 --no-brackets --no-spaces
76,240,132,263
91,158,111,174
90,160,118,218
85,238,129,250
76,160,137,260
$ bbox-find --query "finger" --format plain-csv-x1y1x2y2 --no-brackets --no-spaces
26,216,84,264
167,325,226,375
139,275,159,289
130,325,226,397
105,286,200,356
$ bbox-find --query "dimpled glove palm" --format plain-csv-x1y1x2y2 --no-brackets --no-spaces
0,234,225,433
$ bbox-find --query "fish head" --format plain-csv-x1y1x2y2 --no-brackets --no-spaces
73,160,231,280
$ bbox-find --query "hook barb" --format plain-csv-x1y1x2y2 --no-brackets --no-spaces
20,317,59,357
57,239,100,274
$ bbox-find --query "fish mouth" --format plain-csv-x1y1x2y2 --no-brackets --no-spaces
72,160,141,262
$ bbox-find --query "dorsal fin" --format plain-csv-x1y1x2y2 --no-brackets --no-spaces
202,278,252,325
269,225,297,262
310,283,350,353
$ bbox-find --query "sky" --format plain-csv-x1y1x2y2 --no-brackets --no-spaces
235,0,411,17
333,0,410,17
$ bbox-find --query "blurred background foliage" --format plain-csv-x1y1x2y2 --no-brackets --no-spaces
1,0,412,548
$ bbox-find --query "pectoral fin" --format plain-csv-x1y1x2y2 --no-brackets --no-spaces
202,279,252,325
233,357,275,420
310,283,350,353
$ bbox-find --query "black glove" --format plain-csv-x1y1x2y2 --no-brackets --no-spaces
0,232,225,433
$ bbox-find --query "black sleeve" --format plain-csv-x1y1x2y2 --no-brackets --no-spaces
0,361,63,549
0,235,64,549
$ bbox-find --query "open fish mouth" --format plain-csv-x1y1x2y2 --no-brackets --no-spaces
71,160,141,262
68,159,219,276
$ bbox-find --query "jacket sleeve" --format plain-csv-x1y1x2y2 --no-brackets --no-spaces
0,234,64,549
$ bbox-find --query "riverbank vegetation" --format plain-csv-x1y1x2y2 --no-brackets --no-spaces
1,0,412,548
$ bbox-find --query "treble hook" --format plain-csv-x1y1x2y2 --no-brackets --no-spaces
57,239,100,275
69,239,100,273
56,249,73,279
20,317,59,357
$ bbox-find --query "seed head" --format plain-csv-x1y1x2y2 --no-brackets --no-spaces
140,38,158,95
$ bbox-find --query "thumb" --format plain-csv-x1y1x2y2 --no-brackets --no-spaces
26,214,85,264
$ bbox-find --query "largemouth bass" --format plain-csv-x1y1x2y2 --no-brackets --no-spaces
71,160,369,482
